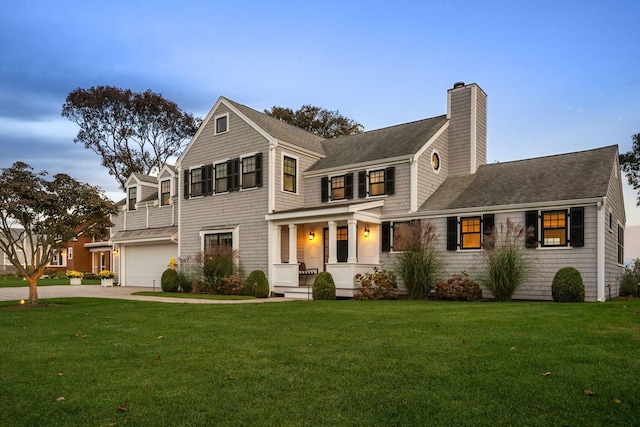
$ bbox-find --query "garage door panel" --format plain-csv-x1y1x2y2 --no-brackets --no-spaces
123,244,177,287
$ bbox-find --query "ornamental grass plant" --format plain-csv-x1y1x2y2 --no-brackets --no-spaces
393,221,443,299
478,219,532,301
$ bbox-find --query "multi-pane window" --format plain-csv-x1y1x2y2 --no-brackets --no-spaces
331,176,345,200
460,217,481,249
215,162,228,193
160,180,170,206
283,156,296,193
542,211,567,246
242,156,256,188
204,232,233,253
215,115,228,134
128,187,137,211
618,225,624,264
369,170,385,196
190,168,203,197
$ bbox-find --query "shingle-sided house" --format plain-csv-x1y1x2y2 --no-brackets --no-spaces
110,82,626,301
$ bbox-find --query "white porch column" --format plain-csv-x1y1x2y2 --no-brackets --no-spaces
347,219,357,263
271,224,281,263
328,220,337,264
288,224,298,264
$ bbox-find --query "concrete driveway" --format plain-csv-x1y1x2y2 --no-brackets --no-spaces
0,285,292,304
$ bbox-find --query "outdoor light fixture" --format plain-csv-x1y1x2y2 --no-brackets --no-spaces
309,230,315,241
364,224,370,238
113,247,119,255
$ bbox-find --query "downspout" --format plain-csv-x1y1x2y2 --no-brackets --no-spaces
597,199,606,301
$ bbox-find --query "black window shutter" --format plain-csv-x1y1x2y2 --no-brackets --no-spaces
358,171,366,198
204,164,213,195
483,213,495,249
183,169,190,199
525,210,538,248
255,153,263,187
382,222,391,252
227,160,235,192
321,177,329,202
345,173,353,199
446,217,457,251
483,214,494,236
385,167,395,195
570,207,584,247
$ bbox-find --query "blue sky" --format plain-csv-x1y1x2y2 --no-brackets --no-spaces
1,1,639,233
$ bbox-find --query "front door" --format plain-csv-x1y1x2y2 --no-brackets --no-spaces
323,226,349,265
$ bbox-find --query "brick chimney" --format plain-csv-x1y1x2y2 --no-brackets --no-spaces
447,82,487,176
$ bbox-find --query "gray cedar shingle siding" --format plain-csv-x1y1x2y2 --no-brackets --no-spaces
420,145,617,212
222,98,325,156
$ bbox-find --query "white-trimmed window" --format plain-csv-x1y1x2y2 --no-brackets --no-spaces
618,225,624,265
128,186,137,211
283,155,297,193
190,168,203,197
460,216,482,249
160,179,171,206
431,150,441,172
48,250,67,267
67,247,73,260
215,162,228,193
200,227,239,254
542,210,567,246
356,167,395,198
215,113,228,135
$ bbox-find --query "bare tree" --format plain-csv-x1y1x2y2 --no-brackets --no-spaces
62,86,200,189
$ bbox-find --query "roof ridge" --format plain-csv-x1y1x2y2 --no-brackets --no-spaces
481,144,618,168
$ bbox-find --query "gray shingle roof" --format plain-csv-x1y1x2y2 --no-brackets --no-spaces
223,98,326,155
419,145,618,212
306,115,448,172
131,172,158,184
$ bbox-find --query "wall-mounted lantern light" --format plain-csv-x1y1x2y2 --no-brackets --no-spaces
309,230,315,241
364,224,370,238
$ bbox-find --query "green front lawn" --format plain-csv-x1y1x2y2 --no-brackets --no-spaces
0,298,638,426
0,276,100,287
133,291,255,300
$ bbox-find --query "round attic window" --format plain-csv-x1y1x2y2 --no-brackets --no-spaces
431,152,440,171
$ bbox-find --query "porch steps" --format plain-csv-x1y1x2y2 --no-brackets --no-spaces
283,286,313,300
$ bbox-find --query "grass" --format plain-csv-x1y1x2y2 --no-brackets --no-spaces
0,275,100,287
132,291,255,300
0,298,639,426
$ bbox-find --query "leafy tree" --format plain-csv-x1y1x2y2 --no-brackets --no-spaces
0,162,117,306
620,133,640,205
62,86,200,189
264,104,363,138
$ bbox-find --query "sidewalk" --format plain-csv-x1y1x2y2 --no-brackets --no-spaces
0,285,292,304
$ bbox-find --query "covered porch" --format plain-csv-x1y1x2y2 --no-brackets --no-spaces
266,201,384,299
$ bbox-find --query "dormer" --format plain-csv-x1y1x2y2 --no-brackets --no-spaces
157,164,177,207
124,173,158,211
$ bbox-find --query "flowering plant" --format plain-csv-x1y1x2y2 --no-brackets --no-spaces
66,270,84,279
99,270,115,279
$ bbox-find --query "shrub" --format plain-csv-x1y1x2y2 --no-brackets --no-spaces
191,279,213,294
161,268,179,292
552,267,585,302
619,258,640,297
394,221,443,299
217,274,245,295
246,270,269,298
355,267,397,300
312,272,336,300
435,271,482,301
478,219,531,302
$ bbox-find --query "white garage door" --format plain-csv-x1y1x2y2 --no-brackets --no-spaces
123,244,178,287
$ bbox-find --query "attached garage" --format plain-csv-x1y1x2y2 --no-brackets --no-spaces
121,243,177,287
111,226,178,287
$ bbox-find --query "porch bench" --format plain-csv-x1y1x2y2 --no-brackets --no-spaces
298,262,318,286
